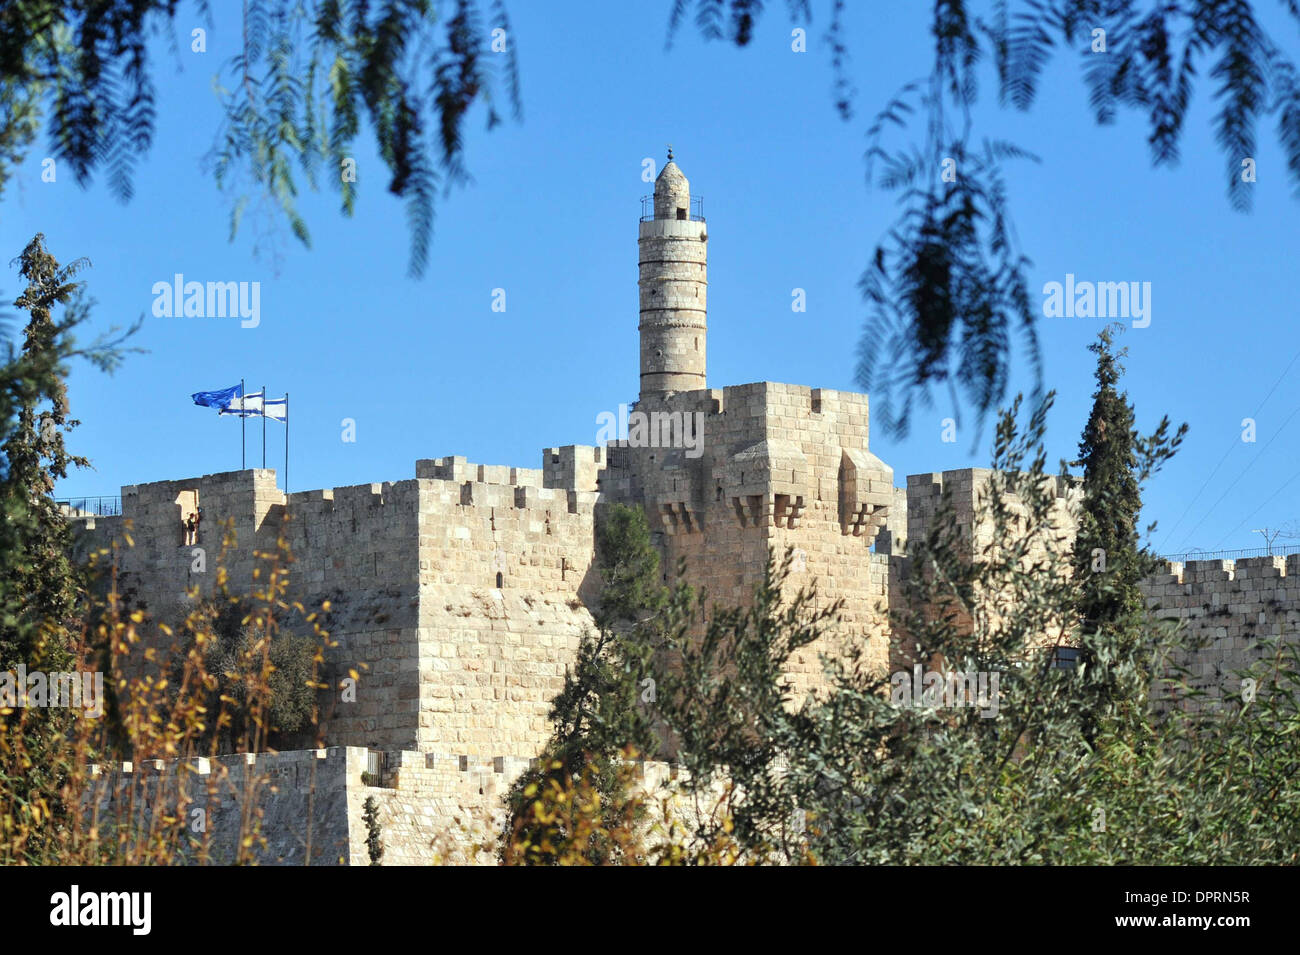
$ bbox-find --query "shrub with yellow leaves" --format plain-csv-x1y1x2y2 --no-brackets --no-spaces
0,517,348,864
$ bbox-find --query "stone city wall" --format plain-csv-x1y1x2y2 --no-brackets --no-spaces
86,745,682,866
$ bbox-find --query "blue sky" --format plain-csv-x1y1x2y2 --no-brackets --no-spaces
5,0,1298,557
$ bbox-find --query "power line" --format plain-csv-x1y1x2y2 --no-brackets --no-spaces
1214,469,1300,550
1158,342,1300,550
1174,399,1300,552
1157,441,1235,549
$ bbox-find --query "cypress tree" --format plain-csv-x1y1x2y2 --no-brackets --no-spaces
1073,326,1185,740
0,234,94,861
0,234,89,671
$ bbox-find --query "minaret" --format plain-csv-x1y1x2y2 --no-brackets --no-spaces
639,147,707,400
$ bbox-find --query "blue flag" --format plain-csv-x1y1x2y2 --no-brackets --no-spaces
191,383,242,410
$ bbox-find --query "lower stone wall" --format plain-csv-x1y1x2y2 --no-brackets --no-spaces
359,751,533,864
86,747,681,866
87,748,357,865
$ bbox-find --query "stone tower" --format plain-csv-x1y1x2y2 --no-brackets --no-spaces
639,149,708,400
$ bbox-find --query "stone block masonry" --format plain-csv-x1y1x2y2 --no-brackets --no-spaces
87,747,355,865
413,454,601,756
606,382,896,696
76,455,604,758
1142,556,1300,707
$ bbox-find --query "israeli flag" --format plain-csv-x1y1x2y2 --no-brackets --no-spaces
220,391,264,416
220,391,287,422
191,384,242,410
262,396,288,422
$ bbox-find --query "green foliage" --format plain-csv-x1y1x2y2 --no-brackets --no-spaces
0,233,133,862
171,597,318,753
857,135,1042,442
1073,325,1186,738
0,1,521,277
606,388,1298,865
0,234,344,864
363,795,384,864
594,502,666,627
651,551,838,861
0,233,90,861
0,234,87,672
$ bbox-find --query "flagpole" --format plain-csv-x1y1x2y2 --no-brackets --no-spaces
284,392,290,495
262,383,267,469
241,378,246,470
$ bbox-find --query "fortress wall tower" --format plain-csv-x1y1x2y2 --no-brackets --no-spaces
639,150,708,399
608,382,897,693
73,469,284,614
625,156,898,691
731,384,895,687
77,460,605,758
412,455,601,756
280,480,423,750
893,469,1082,669
72,468,287,651
894,469,1300,703
63,153,1300,864
75,469,427,750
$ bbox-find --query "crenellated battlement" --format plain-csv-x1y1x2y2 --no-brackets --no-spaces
88,745,545,787
1140,554,1300,710
416,454,547,489
1148,555,1300,584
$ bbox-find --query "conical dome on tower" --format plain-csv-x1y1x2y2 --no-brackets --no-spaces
653,154,691,220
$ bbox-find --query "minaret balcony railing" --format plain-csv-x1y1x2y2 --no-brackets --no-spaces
640,195,705,222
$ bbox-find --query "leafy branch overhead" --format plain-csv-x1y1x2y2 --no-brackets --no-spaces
0,0,521,278
670,0,1300,436
4,2,1296,429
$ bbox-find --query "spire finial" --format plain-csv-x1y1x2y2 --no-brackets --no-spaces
667,144,674,162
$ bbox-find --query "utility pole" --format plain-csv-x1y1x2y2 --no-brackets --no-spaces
1252,527,1283,555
